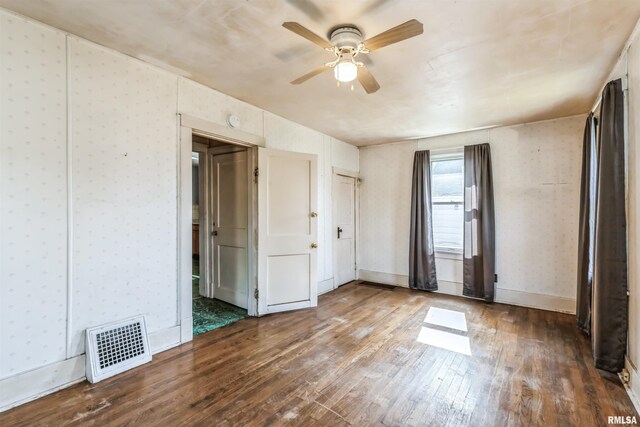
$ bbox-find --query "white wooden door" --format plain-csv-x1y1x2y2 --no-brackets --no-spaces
257,148,318,315
210,150,248,309
333,175,356,286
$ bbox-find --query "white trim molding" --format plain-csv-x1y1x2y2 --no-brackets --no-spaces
180,114,265,147
180,317,194,343
495,287,575,314
357,269,576,314
179,118,260,319
332,166,359,178
148,325,182,354
624,357,640,414
318,278,335,295
0,356,86,413
359,270,408,287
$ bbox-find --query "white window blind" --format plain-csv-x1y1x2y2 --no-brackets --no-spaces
431,155,464,253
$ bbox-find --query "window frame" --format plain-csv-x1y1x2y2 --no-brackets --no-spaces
430,149,464,255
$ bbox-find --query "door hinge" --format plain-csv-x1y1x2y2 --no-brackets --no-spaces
254,288,259,300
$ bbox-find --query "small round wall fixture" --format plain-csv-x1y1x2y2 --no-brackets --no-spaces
227,114,240,128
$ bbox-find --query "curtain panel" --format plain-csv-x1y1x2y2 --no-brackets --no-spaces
591,79,628,373
409,150,438,291
576,113,598,335
462,143,495,301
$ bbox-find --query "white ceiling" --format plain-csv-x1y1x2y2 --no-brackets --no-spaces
2,0,639,146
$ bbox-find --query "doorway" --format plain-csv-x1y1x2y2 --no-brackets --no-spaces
179,114,320,343
191,135,249,335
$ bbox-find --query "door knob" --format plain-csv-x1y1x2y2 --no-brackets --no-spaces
310,212,318,218
337,227,343,238
212,230,218,236
310,243,318,249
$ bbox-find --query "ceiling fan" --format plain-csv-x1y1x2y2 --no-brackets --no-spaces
283,19,423,94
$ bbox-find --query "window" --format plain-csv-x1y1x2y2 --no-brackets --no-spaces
431,155,464,253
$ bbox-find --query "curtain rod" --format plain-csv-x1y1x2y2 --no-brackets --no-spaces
591,74,628,114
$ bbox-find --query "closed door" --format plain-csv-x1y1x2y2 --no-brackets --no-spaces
334,175,356,286
211,150,248,309
257,147,318,315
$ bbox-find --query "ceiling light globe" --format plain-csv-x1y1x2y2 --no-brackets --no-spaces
334,61,358,83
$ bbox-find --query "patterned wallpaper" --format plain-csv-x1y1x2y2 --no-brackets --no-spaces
0,14,68,378
68,38,179,356
178,79,264,138
359,115,584,300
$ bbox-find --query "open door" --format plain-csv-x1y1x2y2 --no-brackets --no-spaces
257,147,318,315
210,149,249,309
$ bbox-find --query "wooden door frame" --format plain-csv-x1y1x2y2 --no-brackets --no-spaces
178,114,264,344
331,167,360,291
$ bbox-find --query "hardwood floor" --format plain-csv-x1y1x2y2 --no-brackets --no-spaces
1,282,637,426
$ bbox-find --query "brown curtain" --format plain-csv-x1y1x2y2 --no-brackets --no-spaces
576,113,597,335
409,150,438,290
592,79,628,373
463,143,495,301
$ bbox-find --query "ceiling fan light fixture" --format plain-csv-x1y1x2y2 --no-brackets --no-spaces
284,20,423,94
334,60,358,83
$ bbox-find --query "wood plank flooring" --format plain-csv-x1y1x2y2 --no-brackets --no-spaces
1,282,637,426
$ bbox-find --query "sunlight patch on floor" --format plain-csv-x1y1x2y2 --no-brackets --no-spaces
417,307,472,356
424,306,468,332
417,326,472,355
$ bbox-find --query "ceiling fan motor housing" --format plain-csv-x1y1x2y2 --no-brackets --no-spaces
330,26,363,50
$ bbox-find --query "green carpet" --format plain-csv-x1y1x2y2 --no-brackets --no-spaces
192,297,247,336
192,257,246,336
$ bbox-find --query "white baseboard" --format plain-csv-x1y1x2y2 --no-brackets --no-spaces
318,278,335,295
0,324,184,413
180,317,194,343
495,287,575,314
624,357,640,414
359,270,409,287
0,355,86,413
358,269,576,314
149,325,182,354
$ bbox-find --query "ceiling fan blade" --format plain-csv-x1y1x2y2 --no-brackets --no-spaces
357,66,380,94
291,65,330,84
282,22,332,49
362,19,423,51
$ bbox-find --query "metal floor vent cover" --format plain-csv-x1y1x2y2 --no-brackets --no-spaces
85,315,152,383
